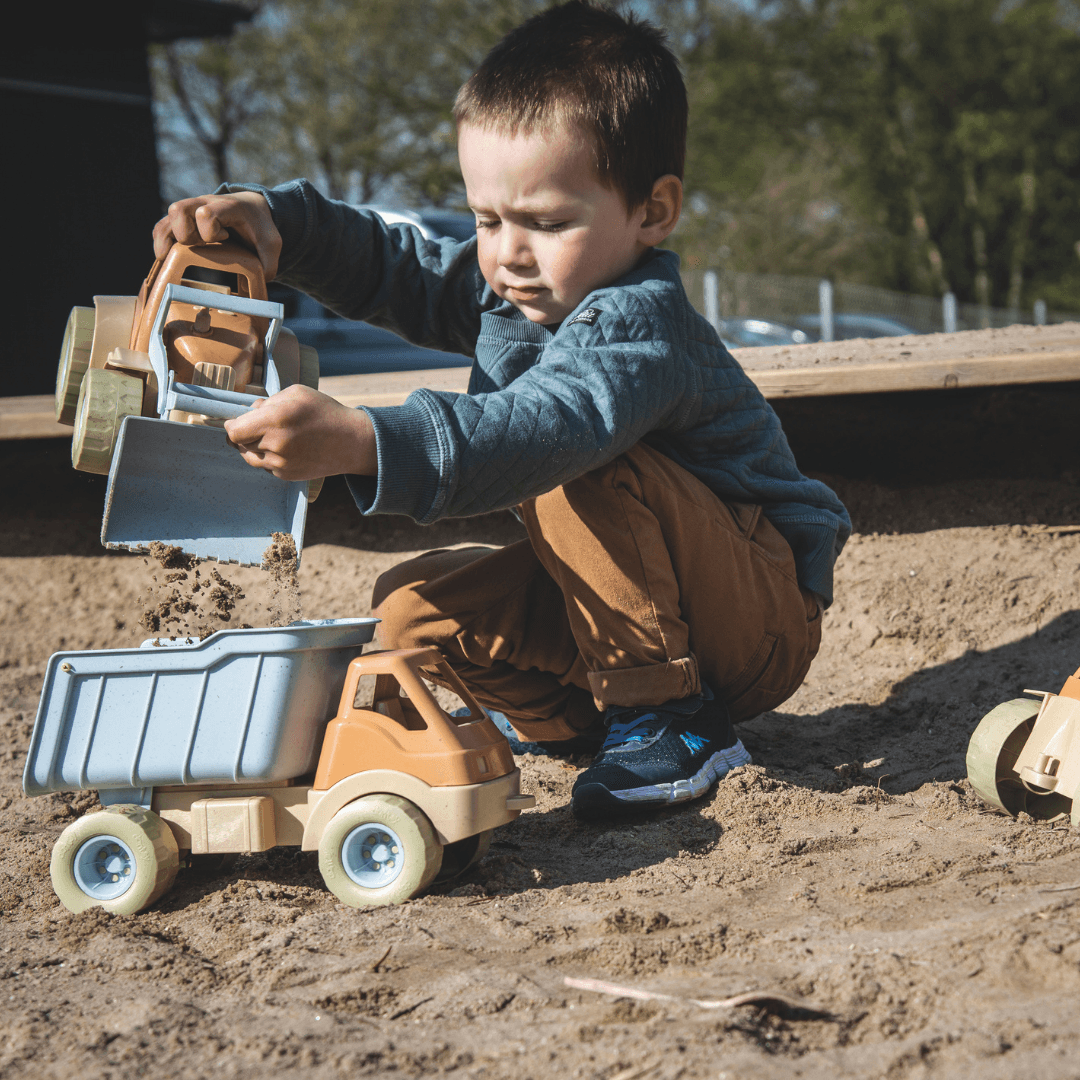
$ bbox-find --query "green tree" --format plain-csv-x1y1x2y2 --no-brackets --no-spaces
151,19,265,200
153,0,542,207
775,0,1080,307
661,1,891,283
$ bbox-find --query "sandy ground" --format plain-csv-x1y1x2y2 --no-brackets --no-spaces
2,430,1079,1080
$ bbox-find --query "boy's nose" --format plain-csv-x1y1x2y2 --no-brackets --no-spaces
498,223,534,270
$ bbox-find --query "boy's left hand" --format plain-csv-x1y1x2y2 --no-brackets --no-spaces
223,386,377,481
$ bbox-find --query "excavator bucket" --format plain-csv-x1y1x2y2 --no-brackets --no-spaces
101,415,309,566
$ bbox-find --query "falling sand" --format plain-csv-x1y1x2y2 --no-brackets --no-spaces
137,534,301,641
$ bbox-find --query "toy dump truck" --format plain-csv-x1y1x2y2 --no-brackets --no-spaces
966,664,1080,826
23,620,533,914
54,241,321,566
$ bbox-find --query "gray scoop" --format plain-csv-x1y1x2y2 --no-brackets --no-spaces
101,284,310,566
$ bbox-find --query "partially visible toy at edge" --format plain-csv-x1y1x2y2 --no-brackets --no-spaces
967,663,1080,826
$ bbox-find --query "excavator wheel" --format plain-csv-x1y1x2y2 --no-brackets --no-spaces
71,368,143,474
55,306,96,425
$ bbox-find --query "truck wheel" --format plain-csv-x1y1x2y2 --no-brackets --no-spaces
965,698,1072,818
435,828,495,882
50,805,180,915
299,345,325,502
71,368,143,474
318,794,442,908
55,306,95,425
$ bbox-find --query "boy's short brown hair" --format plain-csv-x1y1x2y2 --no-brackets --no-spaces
453,0,687,210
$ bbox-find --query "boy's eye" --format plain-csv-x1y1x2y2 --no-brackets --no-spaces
534,221,568,233
475,218,499,230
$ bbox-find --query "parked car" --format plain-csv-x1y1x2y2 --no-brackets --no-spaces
793,313,919,342
717,318,811,349
272,207,477,376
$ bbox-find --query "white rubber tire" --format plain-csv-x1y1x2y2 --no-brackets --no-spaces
71,368,143,474
50,805,179,915
318,794,442,908
55,306,95,425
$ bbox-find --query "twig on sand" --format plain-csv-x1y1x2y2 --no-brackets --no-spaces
1038,882,1080,893
610,1063,660,1080
370,945,393,973
563,976,831,1017
1029,524,1080,536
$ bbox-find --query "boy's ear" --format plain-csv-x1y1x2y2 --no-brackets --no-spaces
637,175,683,247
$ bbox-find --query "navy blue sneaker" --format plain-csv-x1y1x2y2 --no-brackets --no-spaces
571,690,750,819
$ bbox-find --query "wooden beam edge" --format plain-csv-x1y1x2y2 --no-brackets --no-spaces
4,349,1079,439
747,349,1080,398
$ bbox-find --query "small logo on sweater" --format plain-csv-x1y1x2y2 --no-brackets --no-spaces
568,307,600,327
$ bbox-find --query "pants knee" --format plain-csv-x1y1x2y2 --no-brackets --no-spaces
371,565,432,651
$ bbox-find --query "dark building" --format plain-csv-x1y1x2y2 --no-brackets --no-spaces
3,0,250,397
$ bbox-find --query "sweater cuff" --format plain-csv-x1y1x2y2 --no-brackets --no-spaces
344,392,451,521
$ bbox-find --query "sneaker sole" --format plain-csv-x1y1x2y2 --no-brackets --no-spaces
572,740,752,819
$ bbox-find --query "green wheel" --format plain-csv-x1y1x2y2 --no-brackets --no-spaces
318,794,442,908
299,344,325,502
435,828,495,883
50,805,179,915
55,306,95,425
71,368,143,474
967,698,1073,819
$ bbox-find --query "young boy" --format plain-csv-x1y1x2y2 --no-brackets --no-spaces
153,1,849,821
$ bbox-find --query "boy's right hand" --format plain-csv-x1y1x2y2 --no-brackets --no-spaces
152,191,282,279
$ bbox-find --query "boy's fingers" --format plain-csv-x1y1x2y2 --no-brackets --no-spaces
223,407,270,449
236,446,283,472
193,204,231,245
151,193,281,278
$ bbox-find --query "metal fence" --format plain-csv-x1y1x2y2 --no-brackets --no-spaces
680,268,1078,336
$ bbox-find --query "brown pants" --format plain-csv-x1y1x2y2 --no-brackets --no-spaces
372,442,822,742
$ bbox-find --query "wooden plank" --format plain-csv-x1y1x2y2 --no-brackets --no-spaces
5,322,1079,439
319,367,472,409
748,349,1080,398
0,395,69,440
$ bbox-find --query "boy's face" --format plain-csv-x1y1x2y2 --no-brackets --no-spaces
458,122,652,325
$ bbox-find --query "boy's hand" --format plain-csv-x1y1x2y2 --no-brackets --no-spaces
153,191,282,279
223,386,378,481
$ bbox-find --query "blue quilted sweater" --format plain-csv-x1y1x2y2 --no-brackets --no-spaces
231,179,850,605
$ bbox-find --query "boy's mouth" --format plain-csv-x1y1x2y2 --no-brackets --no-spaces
506,284,547,300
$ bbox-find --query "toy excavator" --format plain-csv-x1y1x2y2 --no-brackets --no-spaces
55,241,319,565
967,664,1080,826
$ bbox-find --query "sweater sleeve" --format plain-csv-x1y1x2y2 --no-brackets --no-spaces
222,179,493,359
348,294,691,522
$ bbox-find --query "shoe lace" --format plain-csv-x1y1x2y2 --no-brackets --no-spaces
602,712,665,751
